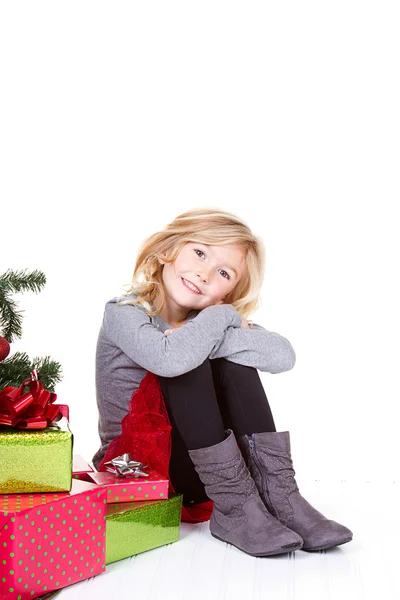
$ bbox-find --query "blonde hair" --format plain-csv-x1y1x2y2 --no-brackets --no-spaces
119,206,266,320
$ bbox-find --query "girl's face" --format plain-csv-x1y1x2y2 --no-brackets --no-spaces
160,242,246,311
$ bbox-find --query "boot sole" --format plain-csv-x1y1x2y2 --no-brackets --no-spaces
211,532,303,557
301,536,353,552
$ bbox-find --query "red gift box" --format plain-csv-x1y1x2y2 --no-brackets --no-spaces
72,455,94,482
0,479,107,600
87,470,169,503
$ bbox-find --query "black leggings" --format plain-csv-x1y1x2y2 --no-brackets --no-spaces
157,357,276,506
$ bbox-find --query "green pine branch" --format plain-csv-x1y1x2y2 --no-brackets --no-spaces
0,269,46,343
0,289,24,342
0,269,46,294
0,352,63,391
0,270,63,393
31,355,63,391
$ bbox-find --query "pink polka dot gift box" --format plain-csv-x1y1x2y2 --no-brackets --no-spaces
0,479,107,600
87,470,169,504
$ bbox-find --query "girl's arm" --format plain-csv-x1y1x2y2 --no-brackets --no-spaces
164,315,295,373
102,300,243,378
207,323,296,373
164,315,250,335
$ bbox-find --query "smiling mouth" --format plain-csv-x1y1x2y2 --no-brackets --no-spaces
181,277,202,294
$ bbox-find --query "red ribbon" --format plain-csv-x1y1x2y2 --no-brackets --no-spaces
0,370,61,429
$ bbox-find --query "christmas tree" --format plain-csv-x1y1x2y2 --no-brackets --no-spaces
0,269,62,390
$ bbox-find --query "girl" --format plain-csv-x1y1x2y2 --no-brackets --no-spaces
92,207,352,557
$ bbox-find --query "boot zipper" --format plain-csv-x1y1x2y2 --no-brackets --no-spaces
247,434,277,517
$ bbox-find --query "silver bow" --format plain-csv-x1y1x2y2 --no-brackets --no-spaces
104,453,149,478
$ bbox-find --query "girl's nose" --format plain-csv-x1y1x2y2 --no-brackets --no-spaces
196,271,209,284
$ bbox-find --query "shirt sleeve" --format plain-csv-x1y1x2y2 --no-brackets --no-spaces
208,322,296,373
102,301,243,378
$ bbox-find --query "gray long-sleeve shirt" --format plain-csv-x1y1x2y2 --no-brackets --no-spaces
92,294,296,469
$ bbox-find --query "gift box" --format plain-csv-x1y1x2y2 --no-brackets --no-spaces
0,479,107,600
72,455,94,482
0,417,73,494
105,493,183,564
87,470,169,503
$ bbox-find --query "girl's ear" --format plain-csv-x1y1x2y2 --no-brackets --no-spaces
157,251,168,265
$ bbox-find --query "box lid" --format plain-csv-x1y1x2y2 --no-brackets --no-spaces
0,479,101,516
72,454,94,474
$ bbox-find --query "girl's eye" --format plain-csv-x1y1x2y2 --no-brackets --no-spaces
193,249,230,280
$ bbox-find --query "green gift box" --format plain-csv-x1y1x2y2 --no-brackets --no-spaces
0,417,73,493
106,493,183,564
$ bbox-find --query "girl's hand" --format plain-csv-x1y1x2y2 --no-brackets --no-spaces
164,316,250,333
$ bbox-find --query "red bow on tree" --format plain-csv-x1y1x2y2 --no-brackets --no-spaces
0,369,61,429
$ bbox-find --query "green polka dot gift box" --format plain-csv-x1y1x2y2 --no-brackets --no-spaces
87,470,169,503
105,493,183,564
0,479,107,600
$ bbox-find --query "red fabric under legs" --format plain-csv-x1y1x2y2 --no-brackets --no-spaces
98,371,213,523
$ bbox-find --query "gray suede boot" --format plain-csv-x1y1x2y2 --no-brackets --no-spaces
188,429,303,557
237,431,353,552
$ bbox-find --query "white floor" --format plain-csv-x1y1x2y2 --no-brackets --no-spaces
53,480,400,600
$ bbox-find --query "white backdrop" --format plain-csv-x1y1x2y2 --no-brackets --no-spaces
1,1,399,483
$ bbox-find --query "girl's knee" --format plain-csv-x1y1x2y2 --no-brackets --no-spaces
211,358,256,374
161,358,213,383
